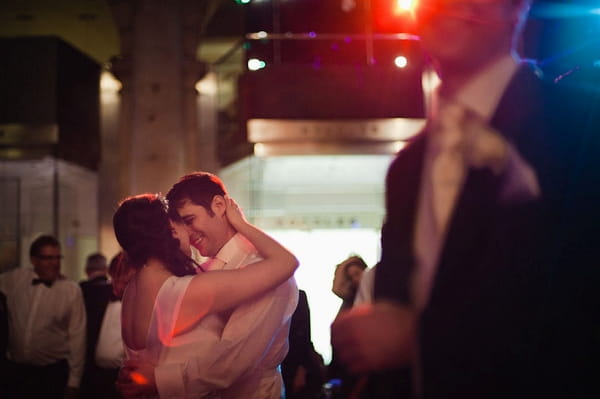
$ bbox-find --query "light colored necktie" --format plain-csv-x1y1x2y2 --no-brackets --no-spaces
413,100,467,311
413,99,470,310
413,98,540,309
430,100,469,234
435,101,541,209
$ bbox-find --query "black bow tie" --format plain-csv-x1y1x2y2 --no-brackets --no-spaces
32,278,53,287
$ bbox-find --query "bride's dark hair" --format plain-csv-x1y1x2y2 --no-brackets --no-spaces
113,193,196,277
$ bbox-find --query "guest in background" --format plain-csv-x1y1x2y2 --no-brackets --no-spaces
353,263,377,306
282,289,326,399
331,256,367,312
80,252,125,399
0,291,7,358
81,252,109,285
328,256,368,398
0,235,86,399
331,0,600,397
0,291,8,394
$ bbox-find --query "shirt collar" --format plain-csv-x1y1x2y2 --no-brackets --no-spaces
88,275,108,284
190,246,208,265
30,268,43,280
30,268,65,284
213,233,253,269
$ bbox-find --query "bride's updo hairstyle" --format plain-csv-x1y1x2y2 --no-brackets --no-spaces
113,193,196,277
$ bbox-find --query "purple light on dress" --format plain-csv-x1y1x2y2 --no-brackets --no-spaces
308,31,317,38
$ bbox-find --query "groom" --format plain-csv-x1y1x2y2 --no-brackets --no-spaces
121,171,298,398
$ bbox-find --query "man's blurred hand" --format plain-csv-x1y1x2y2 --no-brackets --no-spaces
331,301,417,374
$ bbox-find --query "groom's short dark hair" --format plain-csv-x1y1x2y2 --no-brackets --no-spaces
166,171,228,218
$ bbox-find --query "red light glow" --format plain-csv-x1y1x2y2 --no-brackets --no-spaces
372,0,418,33
130,372,149,385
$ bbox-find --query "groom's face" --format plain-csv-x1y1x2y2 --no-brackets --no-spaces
177,197,230,258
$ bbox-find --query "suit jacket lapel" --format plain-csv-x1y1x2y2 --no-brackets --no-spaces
375,133,427,304
428,65,545,305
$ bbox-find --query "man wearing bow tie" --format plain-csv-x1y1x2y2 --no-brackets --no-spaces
332,0,600,397
0,235,86,399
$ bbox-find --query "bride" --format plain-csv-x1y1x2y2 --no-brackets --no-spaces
112,193,298,398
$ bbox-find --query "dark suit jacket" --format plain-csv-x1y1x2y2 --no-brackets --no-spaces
80,276,114,363
374,64,600,398
0,292,7,359
282,290,325,399
80,276,122,398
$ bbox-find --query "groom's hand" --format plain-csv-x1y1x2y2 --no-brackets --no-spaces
117,359,158,398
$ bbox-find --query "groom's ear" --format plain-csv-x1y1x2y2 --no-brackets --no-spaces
210,195,226,217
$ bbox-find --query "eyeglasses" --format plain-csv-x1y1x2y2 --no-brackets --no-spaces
35,255,63,261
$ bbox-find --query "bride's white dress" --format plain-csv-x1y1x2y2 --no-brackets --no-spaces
125,274,295,399
125,275,218,398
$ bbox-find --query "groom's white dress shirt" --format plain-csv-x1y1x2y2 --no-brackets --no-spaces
154,233,298,399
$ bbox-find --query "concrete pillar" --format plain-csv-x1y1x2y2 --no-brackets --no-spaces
100,0,211,255
129,1,185,193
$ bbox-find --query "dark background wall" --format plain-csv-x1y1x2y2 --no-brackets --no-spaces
0,36,101,170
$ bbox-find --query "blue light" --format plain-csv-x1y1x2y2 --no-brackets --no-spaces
531,3,600,19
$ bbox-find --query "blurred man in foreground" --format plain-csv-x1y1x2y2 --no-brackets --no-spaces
332,0,600,397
